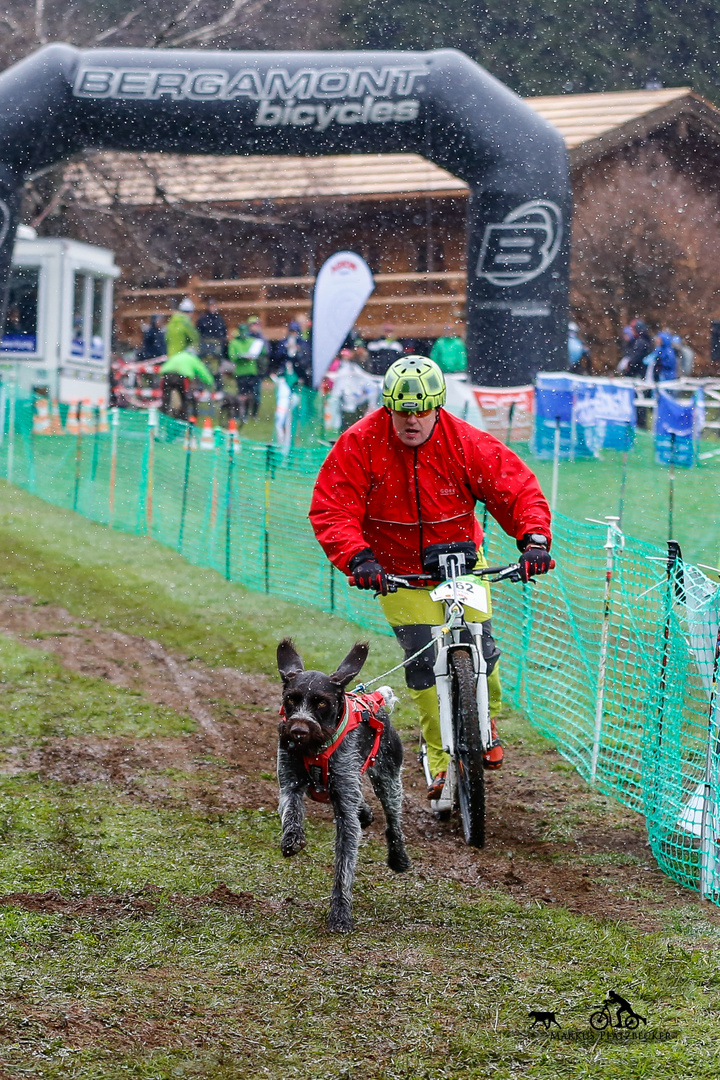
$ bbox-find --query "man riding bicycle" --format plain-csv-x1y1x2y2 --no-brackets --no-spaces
309,356,553,800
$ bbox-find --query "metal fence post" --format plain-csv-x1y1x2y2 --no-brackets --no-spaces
262,445,274,594
108,407,119,526
550,417,560,512
0,384,6,454
72,408,83,512
145,407,157,534
91,403,100,483
224,427,235,581
6,379,16,484
178,418,194,554
700,597,720,900
590,515,622,784
205,427,220,568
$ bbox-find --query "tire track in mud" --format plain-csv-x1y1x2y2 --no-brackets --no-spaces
0,592,714,933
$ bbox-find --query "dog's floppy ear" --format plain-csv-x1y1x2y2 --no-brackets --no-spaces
277,638,305,683
330,642,369,688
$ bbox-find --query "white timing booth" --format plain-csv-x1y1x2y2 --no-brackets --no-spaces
0,226,120,404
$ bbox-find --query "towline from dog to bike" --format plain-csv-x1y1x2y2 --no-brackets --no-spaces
350,547,529,850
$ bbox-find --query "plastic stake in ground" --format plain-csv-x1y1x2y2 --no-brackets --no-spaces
591,516,622,783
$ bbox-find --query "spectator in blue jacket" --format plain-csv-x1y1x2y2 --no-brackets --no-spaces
654,331,678,382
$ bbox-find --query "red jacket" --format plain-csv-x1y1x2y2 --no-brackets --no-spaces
309,408,551,575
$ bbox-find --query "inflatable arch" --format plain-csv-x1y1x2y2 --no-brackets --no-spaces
0,44,570,385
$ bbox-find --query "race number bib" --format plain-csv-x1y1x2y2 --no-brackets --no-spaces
430,575,489,613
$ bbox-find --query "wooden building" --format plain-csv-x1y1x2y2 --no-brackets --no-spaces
54,87,720,368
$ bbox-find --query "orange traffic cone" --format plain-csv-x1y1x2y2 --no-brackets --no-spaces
32,396,50,435
65,401,79,436
227,418,240,454
97,401,109,433
79,399,95,435
183,417,198,451
199,416,214,450
48,399,63,434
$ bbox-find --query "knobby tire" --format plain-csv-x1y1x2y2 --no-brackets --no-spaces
450,647,485,848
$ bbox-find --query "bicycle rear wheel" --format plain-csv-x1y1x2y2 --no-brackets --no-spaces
450,647,485,848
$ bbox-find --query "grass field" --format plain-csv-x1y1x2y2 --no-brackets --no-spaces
0,484,719,1078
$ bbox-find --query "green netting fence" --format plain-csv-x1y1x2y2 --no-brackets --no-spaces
2,396,720,905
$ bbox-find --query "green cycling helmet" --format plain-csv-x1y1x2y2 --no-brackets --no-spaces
382,355,446,412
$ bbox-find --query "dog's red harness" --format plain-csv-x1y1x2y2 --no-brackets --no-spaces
285,690,386,804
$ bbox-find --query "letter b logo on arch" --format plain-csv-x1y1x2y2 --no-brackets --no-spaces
476,200,563,286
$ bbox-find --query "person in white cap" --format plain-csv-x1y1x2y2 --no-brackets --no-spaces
166,298,199,357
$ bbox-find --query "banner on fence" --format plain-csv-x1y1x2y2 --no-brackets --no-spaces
534,374,635,458
655,387,704,467
471,384,533,440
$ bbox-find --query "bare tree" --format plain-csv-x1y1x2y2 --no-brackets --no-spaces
0,0,342,71
571,148,720,372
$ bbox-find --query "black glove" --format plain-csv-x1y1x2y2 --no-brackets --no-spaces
349,550,388,595
518,545,554,583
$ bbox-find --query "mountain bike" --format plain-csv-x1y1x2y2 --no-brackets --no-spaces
381,549,523,849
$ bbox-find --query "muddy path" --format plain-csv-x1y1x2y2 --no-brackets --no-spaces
0,592,711,933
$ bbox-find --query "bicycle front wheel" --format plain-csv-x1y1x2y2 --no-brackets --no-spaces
450,647,485,848
589,1011,609,1031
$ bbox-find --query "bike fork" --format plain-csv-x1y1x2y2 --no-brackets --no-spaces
434,635,493,754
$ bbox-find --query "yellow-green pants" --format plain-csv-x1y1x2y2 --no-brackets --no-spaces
379,586,502,777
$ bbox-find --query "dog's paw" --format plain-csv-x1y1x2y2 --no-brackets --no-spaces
328,903,354,934
358,803,374,829
281,832,306,857
388,849,411,873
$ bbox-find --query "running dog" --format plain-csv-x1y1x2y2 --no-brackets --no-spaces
276,637,410,933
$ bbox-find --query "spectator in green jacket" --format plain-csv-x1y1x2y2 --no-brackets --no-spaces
166,298,200,358
430,326,467,373
159,348,213,419
228,320,267,416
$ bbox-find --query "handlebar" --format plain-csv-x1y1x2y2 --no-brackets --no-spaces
348,561,528,593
